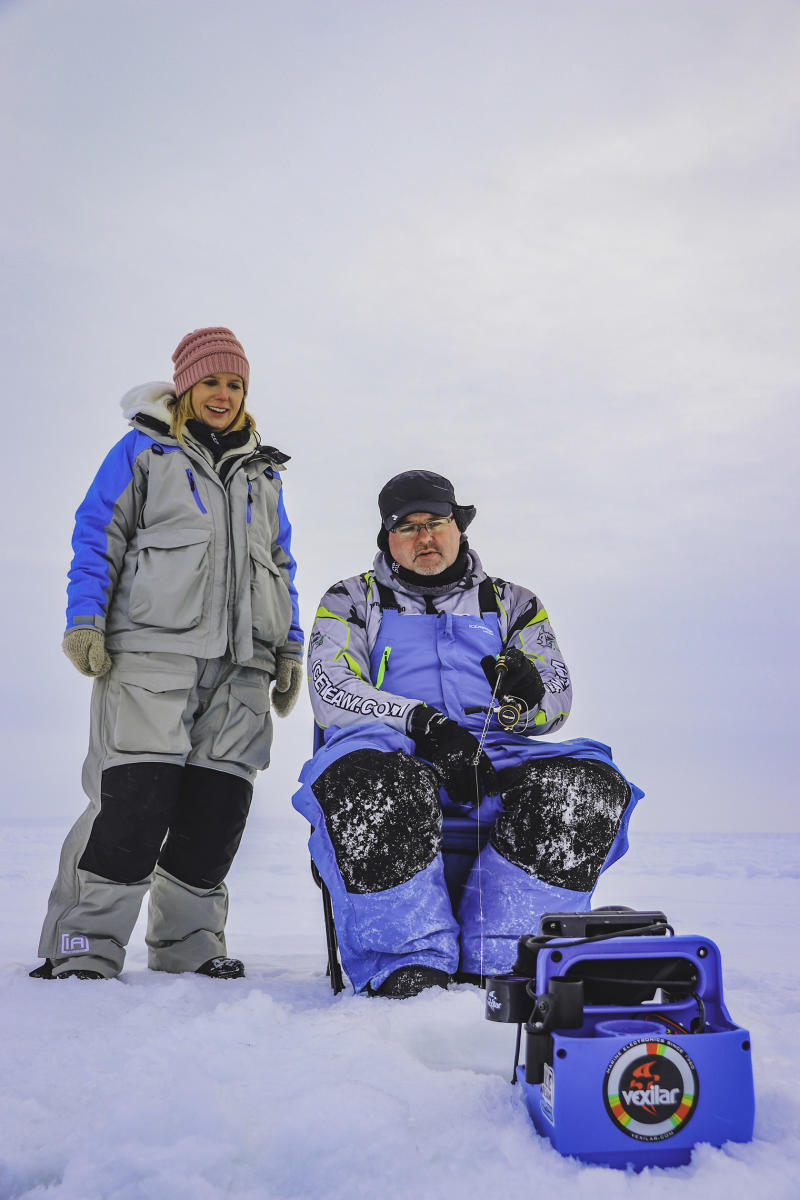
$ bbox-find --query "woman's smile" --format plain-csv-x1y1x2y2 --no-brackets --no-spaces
190,373,244,430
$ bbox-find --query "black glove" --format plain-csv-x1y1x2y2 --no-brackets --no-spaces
408,706,497,807
481,646,545,710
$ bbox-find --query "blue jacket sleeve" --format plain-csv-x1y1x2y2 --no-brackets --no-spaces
273,476,304,656
65,432,144,633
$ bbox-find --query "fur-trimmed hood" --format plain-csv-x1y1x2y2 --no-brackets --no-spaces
118,380,290,472
120,381,176,427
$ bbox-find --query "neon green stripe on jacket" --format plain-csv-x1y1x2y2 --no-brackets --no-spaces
314,604,364,679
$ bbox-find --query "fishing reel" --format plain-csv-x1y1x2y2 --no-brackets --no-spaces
467,693,531,735
495,695,529,731
491,653,530,732
469,654,533,750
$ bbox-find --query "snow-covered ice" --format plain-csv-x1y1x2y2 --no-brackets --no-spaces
3,798,799,1199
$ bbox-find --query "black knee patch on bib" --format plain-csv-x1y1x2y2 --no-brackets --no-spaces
158,766,253,889
311,749,442,893
79,762,184,883
491,758,630,891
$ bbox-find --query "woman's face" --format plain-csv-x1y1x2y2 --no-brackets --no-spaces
190,373,245,430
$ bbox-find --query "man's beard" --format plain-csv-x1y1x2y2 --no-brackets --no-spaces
412,550,446,575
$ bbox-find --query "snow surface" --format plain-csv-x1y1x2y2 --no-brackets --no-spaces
3,800,799,1199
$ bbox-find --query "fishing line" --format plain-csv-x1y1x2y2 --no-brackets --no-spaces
472,659,510,984
471,657,533,981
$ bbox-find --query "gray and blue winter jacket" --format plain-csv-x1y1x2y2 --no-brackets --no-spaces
308,550,571,737
66,383,302,673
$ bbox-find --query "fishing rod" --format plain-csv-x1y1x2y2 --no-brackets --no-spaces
473,654,528,763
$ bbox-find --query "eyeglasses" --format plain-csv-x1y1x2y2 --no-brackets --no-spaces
391,515,454,538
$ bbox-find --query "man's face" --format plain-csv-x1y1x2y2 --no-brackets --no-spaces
387,511,461,575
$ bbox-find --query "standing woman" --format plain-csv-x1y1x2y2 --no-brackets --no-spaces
31,327,303,980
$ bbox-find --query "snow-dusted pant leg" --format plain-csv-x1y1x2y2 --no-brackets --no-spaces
301,745,460,992
459,845,592,976
459,755,632,975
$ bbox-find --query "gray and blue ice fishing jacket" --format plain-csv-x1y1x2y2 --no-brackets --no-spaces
308,549,571,737
65,382,302,672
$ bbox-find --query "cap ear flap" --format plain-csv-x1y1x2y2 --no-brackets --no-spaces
377,526,390,552
453,504,476,531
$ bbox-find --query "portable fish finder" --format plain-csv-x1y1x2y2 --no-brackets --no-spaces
485,908,755,1169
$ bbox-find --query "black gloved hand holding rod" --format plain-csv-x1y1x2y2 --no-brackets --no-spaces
481,646,546,710
408,707,498,808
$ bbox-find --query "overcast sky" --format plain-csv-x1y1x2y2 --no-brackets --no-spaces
1,0,797,832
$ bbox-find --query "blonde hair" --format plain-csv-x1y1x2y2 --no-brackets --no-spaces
168,388,256,444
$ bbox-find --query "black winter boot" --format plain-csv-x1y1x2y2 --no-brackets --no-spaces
29,960,105,980
196,956,246,979
372,966,450,998
29,960,54,979
453,970,485,986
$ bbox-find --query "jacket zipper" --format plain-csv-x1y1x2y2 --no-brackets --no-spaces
375,646,392,688
185,468,208,514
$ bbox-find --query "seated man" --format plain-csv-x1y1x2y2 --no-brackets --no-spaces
293,470,641,998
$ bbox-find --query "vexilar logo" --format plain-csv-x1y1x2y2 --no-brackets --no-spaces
604,1039,699,1142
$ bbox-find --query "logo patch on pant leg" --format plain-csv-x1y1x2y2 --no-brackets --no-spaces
60,933,90,955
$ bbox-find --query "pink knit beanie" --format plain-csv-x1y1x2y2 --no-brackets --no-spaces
172,327,250,396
